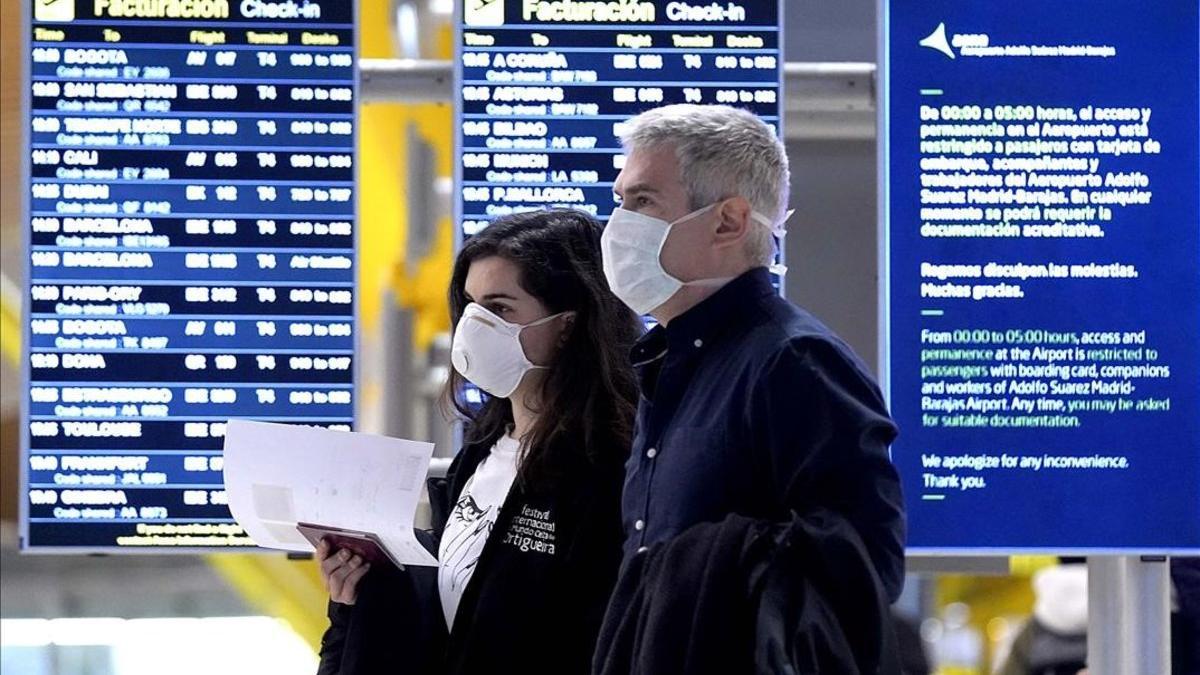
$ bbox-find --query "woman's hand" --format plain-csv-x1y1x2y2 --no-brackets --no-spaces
317,538,371,605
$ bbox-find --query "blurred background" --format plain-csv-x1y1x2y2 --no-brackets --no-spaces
0,1,1116,673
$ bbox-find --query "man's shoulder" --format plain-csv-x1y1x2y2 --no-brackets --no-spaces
742,298,895,426
748,297,870,370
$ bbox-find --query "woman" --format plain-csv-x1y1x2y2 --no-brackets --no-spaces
316,209,641,674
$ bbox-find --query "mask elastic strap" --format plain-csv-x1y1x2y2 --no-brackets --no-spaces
522,310,574,330
654,203,719,272
682,276,736,289
662,203,789,287
752,208,796,238
669,202,720,228
757,209,795,277
522,310,575,371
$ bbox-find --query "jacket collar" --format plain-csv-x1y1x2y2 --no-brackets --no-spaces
630,266,775,365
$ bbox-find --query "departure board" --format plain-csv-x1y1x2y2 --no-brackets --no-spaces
882,1,1199,552
454,0,783,235
21,0,356,551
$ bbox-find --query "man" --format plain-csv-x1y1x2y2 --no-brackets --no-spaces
594,104,906,674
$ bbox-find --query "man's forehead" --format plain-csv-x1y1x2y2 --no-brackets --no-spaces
616,145,680,191
628,144,677,170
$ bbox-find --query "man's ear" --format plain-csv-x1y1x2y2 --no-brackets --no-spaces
713,197,752,249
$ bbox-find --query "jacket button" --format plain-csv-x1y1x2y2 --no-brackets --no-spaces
637,546,649,554
634,519,645,531
646,447,657,459
693,339,703,348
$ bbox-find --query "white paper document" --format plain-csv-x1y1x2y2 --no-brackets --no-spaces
222,420,438,566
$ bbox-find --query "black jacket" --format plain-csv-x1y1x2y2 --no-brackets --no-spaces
593,508,900,675
317,432,627,675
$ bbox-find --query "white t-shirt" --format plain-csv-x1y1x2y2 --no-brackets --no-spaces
438,434,521,629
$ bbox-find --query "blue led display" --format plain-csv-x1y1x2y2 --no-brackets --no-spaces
21,0,356,550
882,1,1199,552
453,0,783,237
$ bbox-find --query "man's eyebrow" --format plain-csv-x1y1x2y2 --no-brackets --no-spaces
622,183,660,196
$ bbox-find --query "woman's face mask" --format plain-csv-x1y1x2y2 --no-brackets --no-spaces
451,302,572,399
601,202,781,315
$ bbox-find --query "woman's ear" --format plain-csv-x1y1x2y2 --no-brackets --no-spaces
558,313,576,347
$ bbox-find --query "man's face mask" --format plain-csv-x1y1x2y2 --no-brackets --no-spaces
451,303,572,399
601,202,786,316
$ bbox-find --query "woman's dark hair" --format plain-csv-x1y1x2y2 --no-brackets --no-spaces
443,209,642,482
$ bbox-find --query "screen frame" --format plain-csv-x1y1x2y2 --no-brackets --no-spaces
18,0,362,554
876,0,1200,556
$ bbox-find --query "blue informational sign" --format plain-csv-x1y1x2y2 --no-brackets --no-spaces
21,0,356,551
453,0,783,237
881,1,1200,552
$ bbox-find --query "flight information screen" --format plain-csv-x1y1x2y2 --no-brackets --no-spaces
882,1,1199,552
21,0,356,551
454,0,783,236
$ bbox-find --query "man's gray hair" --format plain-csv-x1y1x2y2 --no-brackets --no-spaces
617,104,791,266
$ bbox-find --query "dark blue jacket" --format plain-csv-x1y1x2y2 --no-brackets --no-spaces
620,267,907,601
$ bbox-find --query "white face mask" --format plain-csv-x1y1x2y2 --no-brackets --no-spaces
451,303,571,399
601,202,784,316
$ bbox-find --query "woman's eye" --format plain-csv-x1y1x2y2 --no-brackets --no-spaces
487,303,510,315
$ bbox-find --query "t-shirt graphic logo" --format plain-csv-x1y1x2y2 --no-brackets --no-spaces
36,0,75,22
442,494,494,590
465,0,504,26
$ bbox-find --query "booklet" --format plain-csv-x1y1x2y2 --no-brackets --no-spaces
222,420,438,567
295,522,397,567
